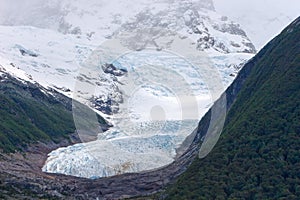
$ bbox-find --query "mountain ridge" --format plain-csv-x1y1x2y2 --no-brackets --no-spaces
162,16,300,200
0,2,298,200
0,0,256,179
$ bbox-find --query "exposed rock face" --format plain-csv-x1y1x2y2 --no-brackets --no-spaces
118,0,256,54
90,63,125,115
0,0,256,124
0,0,257,198
90,91,123,115
102,64,128,77
0,45,257,199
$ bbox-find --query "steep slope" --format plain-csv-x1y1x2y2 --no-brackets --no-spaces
163,17,300,199
0,0,256,110
0,75,73,152
0,0,255,56
0,17,297,200
0,0,257,178
0,68,108,152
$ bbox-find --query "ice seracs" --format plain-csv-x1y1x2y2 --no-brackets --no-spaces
0,0,256,178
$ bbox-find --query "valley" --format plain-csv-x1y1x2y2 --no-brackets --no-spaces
0,0,299,199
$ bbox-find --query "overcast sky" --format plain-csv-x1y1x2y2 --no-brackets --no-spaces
0,0,299,50
213,0,300,49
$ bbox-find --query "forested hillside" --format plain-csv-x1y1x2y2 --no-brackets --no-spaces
164,17,300,199
0,75,107,152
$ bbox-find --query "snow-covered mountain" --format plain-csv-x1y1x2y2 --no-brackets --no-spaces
0,0,255,110
0,0,256,178
214,0,300,49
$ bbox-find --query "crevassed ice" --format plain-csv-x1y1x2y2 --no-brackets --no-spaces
42,50,215,178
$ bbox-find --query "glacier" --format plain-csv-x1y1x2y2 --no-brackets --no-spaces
0,0,257,178
43,49,215,178
42,120,197,178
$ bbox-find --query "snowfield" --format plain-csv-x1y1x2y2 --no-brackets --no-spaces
0,0,256,178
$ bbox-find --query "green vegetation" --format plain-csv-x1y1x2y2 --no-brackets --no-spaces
0,79,75,152
163,17,300,199
0,77,106,152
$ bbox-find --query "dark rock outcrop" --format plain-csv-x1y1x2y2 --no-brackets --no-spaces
0,41,257,199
